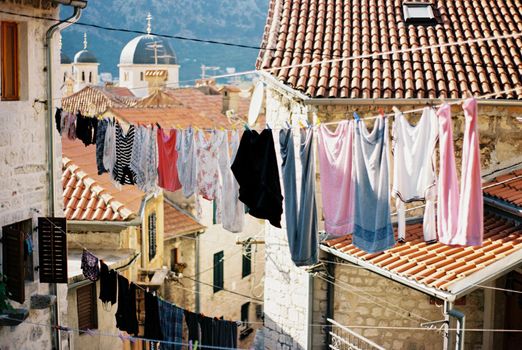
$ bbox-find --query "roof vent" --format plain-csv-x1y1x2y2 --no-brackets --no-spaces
403,2,437,25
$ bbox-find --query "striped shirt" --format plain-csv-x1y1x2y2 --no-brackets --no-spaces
113,123,136,185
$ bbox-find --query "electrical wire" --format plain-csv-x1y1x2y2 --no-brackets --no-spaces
183,275,263,303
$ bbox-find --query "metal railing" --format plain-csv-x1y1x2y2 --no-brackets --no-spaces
327,318,386,350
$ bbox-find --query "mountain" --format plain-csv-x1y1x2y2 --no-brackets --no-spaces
60,0,269,85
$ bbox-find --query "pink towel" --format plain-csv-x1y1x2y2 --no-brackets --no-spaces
317,121,355,236
457,98,483,245
437,99,483,245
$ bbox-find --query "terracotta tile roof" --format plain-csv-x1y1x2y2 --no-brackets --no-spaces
133,90,183,108
483,168,522,208
323,212,522,292
62,86,138,115
62,138,145,214
164,88,228,120
104,86,135,97
107,106,230,129
257,0,522,99
164,201,206,239
62,157,136,221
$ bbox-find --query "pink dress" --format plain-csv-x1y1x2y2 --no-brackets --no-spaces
317,121,355,236
437,99,483,245
457,98,483,245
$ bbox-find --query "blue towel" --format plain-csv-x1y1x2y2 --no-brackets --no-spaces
353,117,395,253
279,128,318,266
158,299,183,350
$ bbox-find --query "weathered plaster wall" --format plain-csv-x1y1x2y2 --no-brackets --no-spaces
332,262,484,350
0,3,66,349
142,193,165,270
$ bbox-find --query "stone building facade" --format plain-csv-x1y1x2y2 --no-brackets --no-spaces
0,1,68,349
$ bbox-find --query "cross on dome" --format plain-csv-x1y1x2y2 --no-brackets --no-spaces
83,32,87,50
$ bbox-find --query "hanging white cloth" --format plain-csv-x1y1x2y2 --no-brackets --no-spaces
392,107,439,242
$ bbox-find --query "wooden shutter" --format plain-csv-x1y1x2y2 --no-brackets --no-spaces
1,21,19,101
213,251,224,293
38,217,68,283
242,243,252,278
2,226,24,303
77,283,97,330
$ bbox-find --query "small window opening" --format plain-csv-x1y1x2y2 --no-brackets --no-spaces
403,2,437,25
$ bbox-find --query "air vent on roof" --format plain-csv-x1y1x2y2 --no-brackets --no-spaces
403,2,437,25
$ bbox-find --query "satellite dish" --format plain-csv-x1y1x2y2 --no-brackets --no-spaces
248,81,264,126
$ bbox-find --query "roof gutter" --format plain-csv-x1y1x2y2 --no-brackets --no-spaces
304,97,522,107
483,197,522,218
67,216,142,230
320,245,456,302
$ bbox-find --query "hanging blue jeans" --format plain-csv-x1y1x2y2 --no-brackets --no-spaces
158,299,183,350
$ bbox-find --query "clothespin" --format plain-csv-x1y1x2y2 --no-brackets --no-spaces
85,329,96,337
353,112,361,122
156,122,162,129
285,121,291,129
194,340,199,350
189,340,193,350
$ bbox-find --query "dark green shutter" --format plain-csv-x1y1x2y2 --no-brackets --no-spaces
38,217,68,283
242,243,252,278
213,251,224,293
2,226,25,303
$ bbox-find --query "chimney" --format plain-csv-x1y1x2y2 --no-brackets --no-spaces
145,69,168,95
221,85,241,115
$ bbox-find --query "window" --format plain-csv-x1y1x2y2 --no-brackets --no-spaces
148,212,157,261
88,71,92,83
2,219,33,303
38,217,68,283
213,251,224,293
124,72,129,81
241,302,250,323
77,283,97,331
403,2,437,25
81,71,85,82
170,248,178,271
140,72,144,81
1,21,19,100
242,242,252,278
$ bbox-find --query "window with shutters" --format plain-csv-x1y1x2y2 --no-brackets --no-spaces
1,219,34,303
241,302,250,323
38,217,68,283
1,21,19,101
213,251,224,293
77,283,97,331
242,242,252,278
148,212,157,261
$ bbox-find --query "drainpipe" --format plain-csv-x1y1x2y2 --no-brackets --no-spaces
443,301,452,350
325,261,335,347
195,232,200,313
45,3,85,349
443,300,466,350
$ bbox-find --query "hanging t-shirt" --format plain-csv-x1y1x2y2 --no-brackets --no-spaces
80,250,99,282
176,127,197,198
103,119,116,175
55,108,63,135
158,299,183,350
392,108,438,242
115,275,138,336
195,130,222,201
217,130,244,233
353,116,395,253
113,123,136,185
144,292,163,342
99,261,116,306
157,128,182,192
279,128,318,266
317,121,355,236
231,129,283,228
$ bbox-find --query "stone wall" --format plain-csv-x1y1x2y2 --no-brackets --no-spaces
0,3,66,349
332,262,484,350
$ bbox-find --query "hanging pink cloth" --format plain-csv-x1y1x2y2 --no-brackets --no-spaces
437,99,483,245
456,98,483,245
317,121,355,236
157,128,182,192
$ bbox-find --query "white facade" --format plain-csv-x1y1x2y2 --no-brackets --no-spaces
0,2,67,349
72,62,99,92
118,64,179,97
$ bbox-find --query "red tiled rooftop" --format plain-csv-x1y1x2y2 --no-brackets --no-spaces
323,212,522,291
164,202,206,239
257,0,522,99
483,168,522,207
62,138,145,214
62,157,136,221
62,85,138,115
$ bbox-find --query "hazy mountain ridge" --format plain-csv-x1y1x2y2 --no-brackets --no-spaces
61,0,269,84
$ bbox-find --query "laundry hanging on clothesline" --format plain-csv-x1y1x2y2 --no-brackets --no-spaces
80,248,239,349
58,97,484,257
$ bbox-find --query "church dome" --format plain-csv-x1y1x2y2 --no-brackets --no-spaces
73,49,98,64
119,34,177,65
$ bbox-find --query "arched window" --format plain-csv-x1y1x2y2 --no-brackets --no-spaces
81,71,85,82
63,73,66,82
89,72,92,83
140,72,144,81
124,72,128,81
